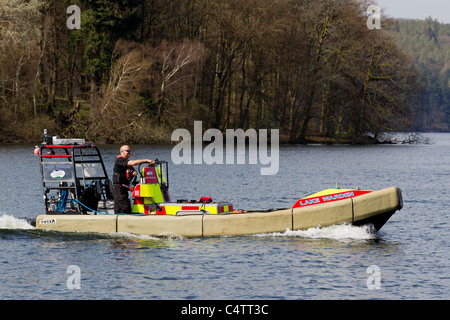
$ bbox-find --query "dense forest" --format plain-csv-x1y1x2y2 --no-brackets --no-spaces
388,18,450,132
0,0,446,144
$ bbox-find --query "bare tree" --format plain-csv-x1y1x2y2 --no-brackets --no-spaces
157,40,203,120
89,40,153,141
0,0,45,117
154,39,203,122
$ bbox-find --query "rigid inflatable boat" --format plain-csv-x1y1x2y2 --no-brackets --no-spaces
34,132,403,237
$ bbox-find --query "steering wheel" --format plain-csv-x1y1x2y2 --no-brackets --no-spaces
138,158,158,180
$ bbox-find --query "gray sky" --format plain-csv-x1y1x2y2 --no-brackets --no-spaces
375,0,450,24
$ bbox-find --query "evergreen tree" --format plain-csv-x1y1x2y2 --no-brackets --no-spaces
77,0,142,107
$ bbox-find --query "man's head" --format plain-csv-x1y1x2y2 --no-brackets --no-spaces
120,145,132,159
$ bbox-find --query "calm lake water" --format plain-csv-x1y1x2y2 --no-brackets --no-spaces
0,133,449,301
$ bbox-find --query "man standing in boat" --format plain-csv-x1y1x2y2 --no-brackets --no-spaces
113,145,155,214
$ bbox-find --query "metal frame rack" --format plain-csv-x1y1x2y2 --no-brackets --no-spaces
39,142,112,214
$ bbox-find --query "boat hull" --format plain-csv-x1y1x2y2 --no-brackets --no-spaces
35,187,402,237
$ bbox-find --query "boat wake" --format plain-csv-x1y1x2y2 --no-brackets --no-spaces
257,223,378,241
0,214,35,230
111,232,178,241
